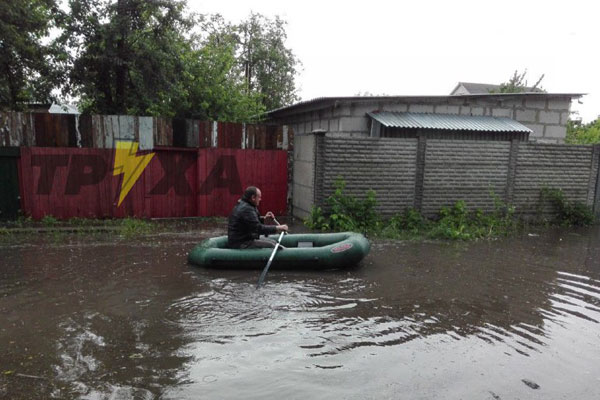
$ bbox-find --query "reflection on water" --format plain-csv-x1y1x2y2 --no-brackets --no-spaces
0,226,599,399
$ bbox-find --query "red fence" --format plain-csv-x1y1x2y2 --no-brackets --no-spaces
18,147,288,219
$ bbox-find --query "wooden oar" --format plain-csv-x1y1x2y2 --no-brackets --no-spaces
256,230,285,288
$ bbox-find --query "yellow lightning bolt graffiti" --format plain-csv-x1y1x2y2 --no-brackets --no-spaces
113,141,155,207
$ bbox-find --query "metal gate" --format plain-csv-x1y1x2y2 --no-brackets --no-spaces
0,147,21,219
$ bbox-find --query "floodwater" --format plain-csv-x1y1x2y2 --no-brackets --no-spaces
1,224,599,400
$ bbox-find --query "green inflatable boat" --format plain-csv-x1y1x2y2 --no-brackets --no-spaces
188,232,370,269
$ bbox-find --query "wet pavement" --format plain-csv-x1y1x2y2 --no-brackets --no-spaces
1,224,599,399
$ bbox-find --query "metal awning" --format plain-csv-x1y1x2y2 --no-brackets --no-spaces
368,112,532,133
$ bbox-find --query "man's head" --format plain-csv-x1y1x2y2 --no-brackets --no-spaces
242,186,262,207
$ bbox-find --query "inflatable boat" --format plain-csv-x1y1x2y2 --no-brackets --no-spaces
188,232,370,269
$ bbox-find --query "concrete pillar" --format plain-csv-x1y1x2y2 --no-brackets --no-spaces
413,133,427,211
505,139,520,204
313,130,327,208
593,145,600,218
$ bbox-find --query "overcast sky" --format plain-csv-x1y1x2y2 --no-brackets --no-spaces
189,0,599,122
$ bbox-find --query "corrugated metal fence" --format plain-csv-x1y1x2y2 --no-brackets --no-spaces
18,147,288,219
0,112,291,151
0,112,292,219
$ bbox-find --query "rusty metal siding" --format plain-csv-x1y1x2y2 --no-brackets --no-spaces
184,119,200,148
217,122,243,148
78,115,94,147
1,112,291,151
138,117,154,150
0,112,35,146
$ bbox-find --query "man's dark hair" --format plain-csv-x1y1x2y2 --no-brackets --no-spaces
242,186,259,201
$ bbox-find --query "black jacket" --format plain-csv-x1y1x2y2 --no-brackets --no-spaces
227,199,277,248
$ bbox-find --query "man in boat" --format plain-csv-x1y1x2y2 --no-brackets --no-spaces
227,186,288,249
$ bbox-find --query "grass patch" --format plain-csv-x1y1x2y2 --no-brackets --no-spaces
41,215,58,227
119,217,156,237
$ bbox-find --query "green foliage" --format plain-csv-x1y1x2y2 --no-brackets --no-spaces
428,201,473,240
60,0,194,116
15,215,33,228
235,13,300,111
491,69,545,94
0,0,66,109
305,179,380,234
120,217,154,237
306,184,525,240
2,1,300,119
565,118,600,144
389,208,428,234
305,206,330,231
41,215,58,226
182,19,266,121
539,187,595,226
427,195,518,240
326,180,380,233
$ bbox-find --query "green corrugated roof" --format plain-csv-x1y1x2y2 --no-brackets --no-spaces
368,112,532,133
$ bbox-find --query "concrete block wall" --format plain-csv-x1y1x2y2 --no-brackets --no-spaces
421,140,511,214
512,144,595,215
284,96,573,144
315,137,417,216
304,136,600,219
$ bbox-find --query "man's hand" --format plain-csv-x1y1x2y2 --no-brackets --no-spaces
264,211,275,219
276,224,288,233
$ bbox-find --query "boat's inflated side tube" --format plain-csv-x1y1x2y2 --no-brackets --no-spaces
188,232,370,269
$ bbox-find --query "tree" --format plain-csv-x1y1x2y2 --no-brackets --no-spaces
0,0,65,110
235,13,300,111
178,14,265,121
182,26,265,121
61,0,194,116
493,69,546,94
60,3,276,121
565,118,600,144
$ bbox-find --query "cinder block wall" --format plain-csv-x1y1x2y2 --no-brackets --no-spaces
513,144,597,215
314,137,418,216
285,96,572,143
421,140,511,214
301,136,600,219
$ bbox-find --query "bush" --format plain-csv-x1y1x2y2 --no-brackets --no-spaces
305,206,329,231
305,182,594,240
389,208,428,234
540,187,595,226
428,200,473,240
305,179,380,234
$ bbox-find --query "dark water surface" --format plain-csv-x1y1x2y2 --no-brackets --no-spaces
1,225,599,399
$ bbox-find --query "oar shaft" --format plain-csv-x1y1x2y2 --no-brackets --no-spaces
257,231,285,288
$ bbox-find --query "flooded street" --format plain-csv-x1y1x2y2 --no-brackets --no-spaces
1,224,599,399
